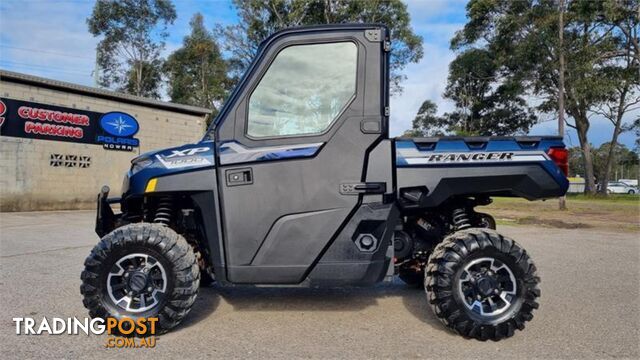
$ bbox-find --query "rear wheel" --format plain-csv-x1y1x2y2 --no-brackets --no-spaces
425,228,540,341
81,223,200,335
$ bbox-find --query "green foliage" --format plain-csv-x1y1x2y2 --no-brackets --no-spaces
568,146,586,177
627,118,640,151
442,48,537,135
409,50,537,137
87,0,177,98
406,100,445,137
216,0,423,94
450,0,639,193
123,59,163,98
164,13,229,117
568,142,639,181
593,142,638,181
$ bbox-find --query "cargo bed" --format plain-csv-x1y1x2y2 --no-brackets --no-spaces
394,136,569,208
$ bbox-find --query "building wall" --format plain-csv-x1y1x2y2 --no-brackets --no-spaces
0,80,207,211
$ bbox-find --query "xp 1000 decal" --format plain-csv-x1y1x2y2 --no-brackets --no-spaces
155,146,213,169
0,97,139,151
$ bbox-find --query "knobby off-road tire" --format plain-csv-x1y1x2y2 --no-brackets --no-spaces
425,228,540,341
81,223,200,335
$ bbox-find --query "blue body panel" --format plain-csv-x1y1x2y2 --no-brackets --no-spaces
395,137,566,162
126,136,568,199
126,141,324,195
127,141,216,195
217,141,323,165
395,137,569,193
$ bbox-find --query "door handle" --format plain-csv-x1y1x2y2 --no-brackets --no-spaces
226,168,253,186
340,182,386,195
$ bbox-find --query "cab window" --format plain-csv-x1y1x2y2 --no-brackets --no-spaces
247,42,357,138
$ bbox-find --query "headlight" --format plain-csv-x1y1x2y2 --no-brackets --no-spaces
131,157,154,175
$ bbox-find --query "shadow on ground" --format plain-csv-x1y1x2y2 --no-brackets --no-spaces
179,280,454,337
175,287,221,330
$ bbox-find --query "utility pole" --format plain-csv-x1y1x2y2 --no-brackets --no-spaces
558,0,567,210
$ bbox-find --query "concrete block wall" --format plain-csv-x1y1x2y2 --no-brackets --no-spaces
0,81,208,211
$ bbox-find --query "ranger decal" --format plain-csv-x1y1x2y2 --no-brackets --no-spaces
400,151,548,165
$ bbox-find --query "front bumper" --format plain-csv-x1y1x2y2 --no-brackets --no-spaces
96,185,122,237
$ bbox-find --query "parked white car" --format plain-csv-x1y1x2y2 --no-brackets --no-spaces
619,179,638,187
607,181,638,194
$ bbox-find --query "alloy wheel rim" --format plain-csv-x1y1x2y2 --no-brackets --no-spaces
107,253,167,313
457,257,517,317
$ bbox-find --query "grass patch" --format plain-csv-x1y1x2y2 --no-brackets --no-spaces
565,193,640,203
486,196,639,232
514,216,591,229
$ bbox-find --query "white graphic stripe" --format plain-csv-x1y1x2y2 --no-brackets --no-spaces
403,151,548,165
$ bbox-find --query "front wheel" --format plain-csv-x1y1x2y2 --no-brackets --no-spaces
425,228,540,341
628,190,635,195
81,223,200,335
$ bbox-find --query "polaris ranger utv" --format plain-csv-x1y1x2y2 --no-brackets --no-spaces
82,24,569,341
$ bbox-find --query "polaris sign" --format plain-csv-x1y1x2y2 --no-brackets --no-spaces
97,112,140,151
0,97,140,152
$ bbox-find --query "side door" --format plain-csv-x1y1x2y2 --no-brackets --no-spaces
214,26,389,284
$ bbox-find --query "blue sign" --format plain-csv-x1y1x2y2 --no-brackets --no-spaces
98,112,140,151
99,112,139,137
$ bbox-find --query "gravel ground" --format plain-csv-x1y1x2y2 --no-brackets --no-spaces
0,210,638,359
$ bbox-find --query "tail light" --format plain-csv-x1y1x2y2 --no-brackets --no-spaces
547,147,568,176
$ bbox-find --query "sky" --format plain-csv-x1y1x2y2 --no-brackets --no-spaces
0,0,637,148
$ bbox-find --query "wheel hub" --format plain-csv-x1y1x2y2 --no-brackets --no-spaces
127,271,149,293
476,276,496,297
107,253,167,313
458,257,517,317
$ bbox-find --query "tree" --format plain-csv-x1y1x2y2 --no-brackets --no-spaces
407,49,537,137
628,118,640,152
87,0,177,98
558,0,567,209
567,146,586,177
593,142,639,184
594,0,640,194
123,59,163,99
403,100,446,137
451,0,629,194
216,0,423,94
442,48,537,136
164,13,229,117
